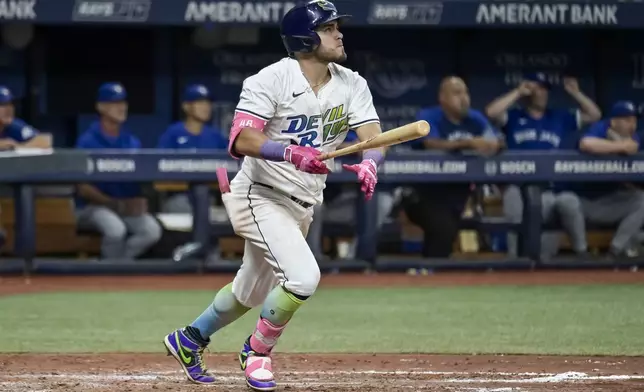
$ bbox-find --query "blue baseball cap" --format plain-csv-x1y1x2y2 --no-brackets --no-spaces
182,84,213,102
97,82,127,102
610,100,638,118
0,86,14,104
523,72,551,89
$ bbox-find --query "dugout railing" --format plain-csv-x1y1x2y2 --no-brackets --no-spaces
0,149,643,277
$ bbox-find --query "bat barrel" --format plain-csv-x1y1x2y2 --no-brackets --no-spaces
415,120,430,137
320,120,431,161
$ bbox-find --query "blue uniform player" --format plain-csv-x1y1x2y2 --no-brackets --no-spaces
485,72,601,143
157,84,227,213
157,84,227,150
485,72,601,260
577,101,644,260
401,76,502,258
0,86,51,149
75,82,162,260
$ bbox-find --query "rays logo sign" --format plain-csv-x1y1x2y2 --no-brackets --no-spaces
357,52,428,99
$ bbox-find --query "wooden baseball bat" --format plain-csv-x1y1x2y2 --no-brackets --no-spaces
319,120,430,161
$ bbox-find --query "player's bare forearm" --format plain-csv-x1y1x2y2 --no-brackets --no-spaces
484,138,502,151
231,127,328,173
482,138,503,155
232,128,272,159
485,89,521,120
496,137,507,150
0,139,16,149
569,91,602,124
19,134,52,149
355,122,386,159
579,137,627,155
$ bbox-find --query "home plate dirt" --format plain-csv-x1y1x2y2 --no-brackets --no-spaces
1,353,644,391
1,271,644,391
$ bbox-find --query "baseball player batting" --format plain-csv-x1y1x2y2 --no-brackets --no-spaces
163,1,385,390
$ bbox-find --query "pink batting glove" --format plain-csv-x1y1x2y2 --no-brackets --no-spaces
284,145,330,174
343,159,378,201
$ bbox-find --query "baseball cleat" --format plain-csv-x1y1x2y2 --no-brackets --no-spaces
239,337,277,391
164,328,216,385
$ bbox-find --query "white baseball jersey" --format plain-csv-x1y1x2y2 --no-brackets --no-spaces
234,57,380,205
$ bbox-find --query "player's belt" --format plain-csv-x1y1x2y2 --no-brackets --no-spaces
253,182,313,209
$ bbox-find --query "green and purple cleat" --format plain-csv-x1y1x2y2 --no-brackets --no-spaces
163,328,216,385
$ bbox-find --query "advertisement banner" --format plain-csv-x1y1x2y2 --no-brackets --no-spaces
0,0,37,21
6,0,644,27
71,0,151,23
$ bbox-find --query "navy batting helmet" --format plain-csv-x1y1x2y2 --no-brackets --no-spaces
280,0,351,57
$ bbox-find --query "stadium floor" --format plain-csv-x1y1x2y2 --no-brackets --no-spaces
1,271,643,391
1,352,643,391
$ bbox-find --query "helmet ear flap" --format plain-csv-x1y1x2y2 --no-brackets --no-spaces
307,31,322,52
283,33,320,55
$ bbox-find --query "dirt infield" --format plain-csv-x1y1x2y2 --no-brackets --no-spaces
1,270,644,391
2,269,644,296
2,353,644,391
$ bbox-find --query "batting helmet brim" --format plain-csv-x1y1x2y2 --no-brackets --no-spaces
319,13,352,26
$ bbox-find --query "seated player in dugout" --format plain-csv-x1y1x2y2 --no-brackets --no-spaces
575,101,644,260
0,86,51,149
157,84,227,213
75,82,162,260
402,76,502,258
485,72,602,261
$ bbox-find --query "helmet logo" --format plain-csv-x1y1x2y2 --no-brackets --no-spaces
312,0,336,11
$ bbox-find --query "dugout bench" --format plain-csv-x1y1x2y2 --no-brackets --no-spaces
152,181,618,271
0,194,615,263
0,185,620,273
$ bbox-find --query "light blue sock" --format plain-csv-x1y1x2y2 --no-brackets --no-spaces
190,282,251,340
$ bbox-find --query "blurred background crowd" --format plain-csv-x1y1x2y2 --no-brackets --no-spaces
0,20,643,267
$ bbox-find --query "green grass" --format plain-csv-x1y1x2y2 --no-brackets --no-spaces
1,284,643,355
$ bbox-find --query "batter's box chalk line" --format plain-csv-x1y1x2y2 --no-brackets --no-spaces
453,389,521,392
3,370,644,384
89,369,555,376
0,380,529,392
441,372,644,384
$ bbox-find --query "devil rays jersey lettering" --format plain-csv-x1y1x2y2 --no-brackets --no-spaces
234,57,380,205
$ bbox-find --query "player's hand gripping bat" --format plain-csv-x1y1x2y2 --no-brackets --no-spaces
318,120,430,161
